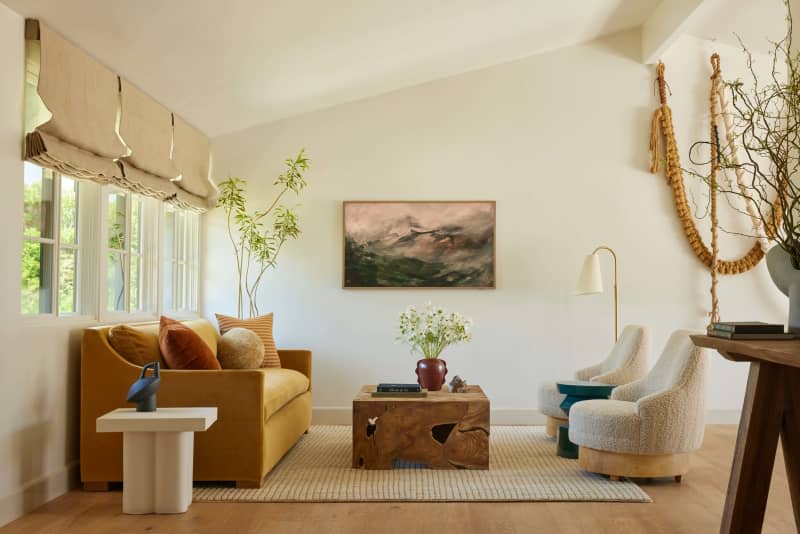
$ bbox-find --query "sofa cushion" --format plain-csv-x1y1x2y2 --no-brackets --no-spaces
159,316,221,370
108,324,165,367
218,328,264,369
263,368,310,419
216,313,281,368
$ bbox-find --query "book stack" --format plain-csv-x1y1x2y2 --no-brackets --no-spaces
708,321,794,340
371,383,427,398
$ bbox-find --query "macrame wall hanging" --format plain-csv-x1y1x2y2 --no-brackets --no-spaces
648,55,782,323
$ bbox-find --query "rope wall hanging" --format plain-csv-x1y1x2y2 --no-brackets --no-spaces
648,56,782,322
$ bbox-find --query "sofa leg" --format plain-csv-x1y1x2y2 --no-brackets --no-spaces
236,479,264,489
83,481,111,492
674,475,683,483
609,475,620,481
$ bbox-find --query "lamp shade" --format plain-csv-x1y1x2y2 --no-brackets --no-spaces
575,253,603,295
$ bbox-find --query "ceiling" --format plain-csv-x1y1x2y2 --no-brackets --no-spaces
1,0,661,137
685,0,788,54
0,0,787,137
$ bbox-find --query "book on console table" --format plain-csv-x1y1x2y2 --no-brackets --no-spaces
377,383,421,393
711,321,785,334
707,328,794,340
371,390,428,398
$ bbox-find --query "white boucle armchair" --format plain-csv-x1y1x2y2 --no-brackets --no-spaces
538,325,649,437
569,330,708,482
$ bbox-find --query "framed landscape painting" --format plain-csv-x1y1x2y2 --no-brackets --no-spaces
343,201,496,288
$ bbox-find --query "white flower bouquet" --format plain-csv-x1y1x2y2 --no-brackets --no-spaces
397,303,473,359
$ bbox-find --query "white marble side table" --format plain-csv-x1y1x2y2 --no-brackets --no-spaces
96,407,217,514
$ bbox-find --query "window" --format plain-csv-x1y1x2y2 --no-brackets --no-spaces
21,165,200,319
22,162,80,315
103,189,158,317
162,206,199,314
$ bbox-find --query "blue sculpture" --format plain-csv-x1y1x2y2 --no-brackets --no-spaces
127,362,160,412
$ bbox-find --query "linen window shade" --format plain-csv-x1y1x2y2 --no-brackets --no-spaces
24,22,127,183
172,116,218,210
118,79,181,201
23,20,216,213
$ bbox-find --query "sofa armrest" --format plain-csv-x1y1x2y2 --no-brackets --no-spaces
278,349,312,389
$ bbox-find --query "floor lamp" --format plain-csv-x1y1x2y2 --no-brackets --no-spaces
575,245,619,342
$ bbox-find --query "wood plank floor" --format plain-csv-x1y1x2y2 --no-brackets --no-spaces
1,425,795,534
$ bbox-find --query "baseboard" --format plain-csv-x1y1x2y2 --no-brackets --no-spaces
313,407,740,426
0,461,79,528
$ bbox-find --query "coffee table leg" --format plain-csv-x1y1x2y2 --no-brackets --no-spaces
123,432,155,514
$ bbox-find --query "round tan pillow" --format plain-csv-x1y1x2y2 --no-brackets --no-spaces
217,327,264,369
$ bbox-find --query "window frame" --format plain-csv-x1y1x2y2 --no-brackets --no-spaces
21,165,88,318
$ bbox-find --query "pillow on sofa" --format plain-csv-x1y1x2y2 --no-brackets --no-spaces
215,312,281,368
159,316,221,370
108,324,165,367
217,328,264,369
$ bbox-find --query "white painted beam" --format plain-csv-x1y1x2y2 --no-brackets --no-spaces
641,0,708,64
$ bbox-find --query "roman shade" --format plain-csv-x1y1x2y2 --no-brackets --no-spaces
24,21,127,184
118,79,181,202
23,20,217,212
173,116,218,210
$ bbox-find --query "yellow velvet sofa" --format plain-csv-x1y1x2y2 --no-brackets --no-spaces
80,319,312,490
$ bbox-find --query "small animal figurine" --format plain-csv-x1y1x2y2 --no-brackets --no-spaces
127,361,160,412
449,375,467,393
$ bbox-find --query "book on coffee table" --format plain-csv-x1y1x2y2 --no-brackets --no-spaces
710,322,785,334
370,390,428,398
376,383,421,393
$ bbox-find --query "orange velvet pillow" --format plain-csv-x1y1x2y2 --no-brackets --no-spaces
158,316,221,370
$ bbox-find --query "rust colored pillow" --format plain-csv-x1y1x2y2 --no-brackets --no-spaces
215,312,281,368
158,316,221,370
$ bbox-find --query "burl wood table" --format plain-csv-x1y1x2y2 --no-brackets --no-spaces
691,336,800,534
352,385,490,469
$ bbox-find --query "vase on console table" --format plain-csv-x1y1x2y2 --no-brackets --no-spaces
766,245,800,333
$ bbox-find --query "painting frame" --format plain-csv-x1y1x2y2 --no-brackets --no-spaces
342,200,496,289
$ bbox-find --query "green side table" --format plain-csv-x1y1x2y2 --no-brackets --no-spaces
555,380,615,459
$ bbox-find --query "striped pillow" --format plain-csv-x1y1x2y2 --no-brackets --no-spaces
215,312,281,368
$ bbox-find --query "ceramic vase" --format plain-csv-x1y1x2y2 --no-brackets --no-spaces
416,358,447,391
765,245,800,333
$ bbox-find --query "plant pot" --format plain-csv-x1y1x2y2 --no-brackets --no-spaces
765,245,800,333
416,358,447,391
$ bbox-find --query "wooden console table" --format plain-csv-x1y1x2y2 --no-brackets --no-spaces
691,335,799,534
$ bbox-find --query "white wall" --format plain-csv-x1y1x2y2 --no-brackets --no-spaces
205,28,786,424
0,4,88,527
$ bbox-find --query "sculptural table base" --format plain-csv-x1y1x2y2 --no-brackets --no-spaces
556,380,616,459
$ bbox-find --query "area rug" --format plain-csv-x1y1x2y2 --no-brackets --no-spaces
193,425,651,503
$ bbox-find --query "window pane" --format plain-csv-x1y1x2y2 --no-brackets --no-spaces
23,162,54,239
163,261,175,310
59,247,77,314
21,240,53,314
107,251,126,311
130,254,141,312
131,196,141,255
107,191,127,251
163,208,175,260
60,177,78,245
177,263,187,310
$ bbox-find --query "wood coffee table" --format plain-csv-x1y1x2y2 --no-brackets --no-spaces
352,385,490,469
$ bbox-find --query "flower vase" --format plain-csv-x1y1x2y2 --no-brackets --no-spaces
765,245,800,333
416,359,447,391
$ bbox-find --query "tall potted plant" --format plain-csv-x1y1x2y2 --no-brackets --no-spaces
398,303,472,391
217,149,310,319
